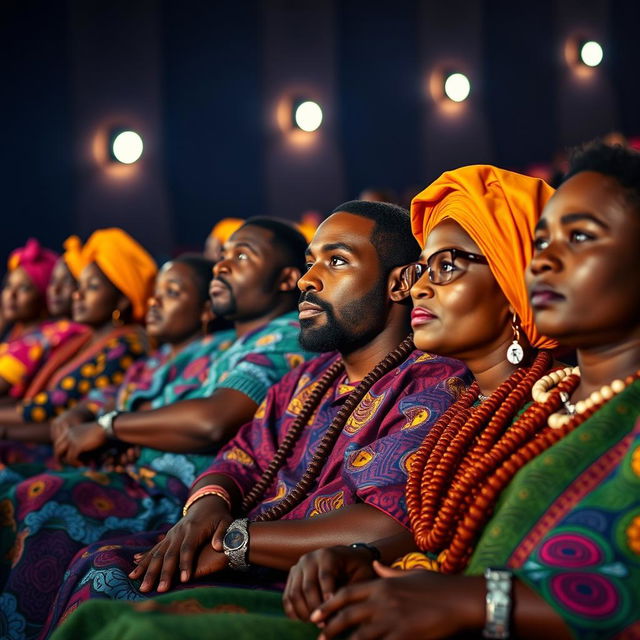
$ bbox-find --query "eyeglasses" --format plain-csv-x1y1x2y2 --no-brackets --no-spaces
401,248,489,287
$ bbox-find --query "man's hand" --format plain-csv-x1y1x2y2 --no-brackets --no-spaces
53,422,107,466
283,545,377,622
310,562,485,640
129,494,234,593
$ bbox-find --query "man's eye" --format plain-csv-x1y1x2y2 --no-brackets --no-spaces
330,256,346,267
237,252,248,261
439,261,455,273
304,262,314,272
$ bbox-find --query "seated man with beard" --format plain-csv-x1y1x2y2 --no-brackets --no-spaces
43,201,469,635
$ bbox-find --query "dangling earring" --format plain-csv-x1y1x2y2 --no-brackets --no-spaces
112,309,124,327
506,313,524,365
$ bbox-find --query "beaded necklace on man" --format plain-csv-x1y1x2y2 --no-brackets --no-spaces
242,336,416,522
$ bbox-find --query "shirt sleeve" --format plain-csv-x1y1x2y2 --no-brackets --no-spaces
208,323,307,405
342,356,470,528
193,365,303,496
20,332,147,423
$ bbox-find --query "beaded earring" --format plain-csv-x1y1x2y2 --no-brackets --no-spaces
111,309,123,327
506,313,524,365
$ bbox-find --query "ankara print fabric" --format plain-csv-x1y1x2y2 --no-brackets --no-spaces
207,349,469,524
467,381,640,639
0,320,90,399
43,349,468,637
19,328,148,423
0,314,309,640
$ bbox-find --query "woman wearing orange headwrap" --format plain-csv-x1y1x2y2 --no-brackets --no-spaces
0,238,90,400
0,228,154,445
280,165,566,628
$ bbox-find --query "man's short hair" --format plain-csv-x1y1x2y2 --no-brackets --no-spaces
331,200,421,274
239,217,308,274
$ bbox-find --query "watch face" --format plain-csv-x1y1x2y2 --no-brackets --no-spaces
224,529,245,551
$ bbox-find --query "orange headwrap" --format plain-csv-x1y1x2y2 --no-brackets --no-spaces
411,165,556,349
73,228,157,322
209,218,245,244
61,236,84,279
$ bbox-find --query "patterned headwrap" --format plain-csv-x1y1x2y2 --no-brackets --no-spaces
411,165,557,349
7,239,58,297
71,228,157,322
209,218,245,244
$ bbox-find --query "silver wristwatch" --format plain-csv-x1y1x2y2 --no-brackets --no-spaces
483,567,513,639
222,518,250,571
97,410,121,439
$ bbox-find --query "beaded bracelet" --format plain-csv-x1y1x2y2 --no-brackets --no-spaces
183,484,232,517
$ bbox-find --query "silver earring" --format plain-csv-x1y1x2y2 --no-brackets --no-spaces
506,313,524,365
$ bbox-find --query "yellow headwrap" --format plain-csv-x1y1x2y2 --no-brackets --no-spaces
73,228,157,322
209,218,245,244
411,165,557,349
61,236,84,279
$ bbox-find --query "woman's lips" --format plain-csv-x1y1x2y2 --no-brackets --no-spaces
411,307,437,328
530,288,565,308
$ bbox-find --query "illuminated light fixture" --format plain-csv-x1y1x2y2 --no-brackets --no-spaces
293,100,323,132
579,40,603,67
443,73,471,103
110,130,144,164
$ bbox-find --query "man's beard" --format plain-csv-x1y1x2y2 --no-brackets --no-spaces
298,282,387,355
210,276,237,317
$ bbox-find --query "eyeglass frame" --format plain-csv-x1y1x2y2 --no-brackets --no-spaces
401,248,489,287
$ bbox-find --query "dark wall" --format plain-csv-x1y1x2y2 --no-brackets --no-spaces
1,0,638,266
1,1,73,263
161,0,264,249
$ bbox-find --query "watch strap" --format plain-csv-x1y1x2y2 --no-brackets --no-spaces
483,567,513,639
97,410,121,439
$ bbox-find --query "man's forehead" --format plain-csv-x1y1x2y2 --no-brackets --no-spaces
226,225,273,251
310,212,375,249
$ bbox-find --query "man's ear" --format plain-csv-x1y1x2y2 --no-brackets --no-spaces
278,266,302,293
387,264,412,303
200,299,215,327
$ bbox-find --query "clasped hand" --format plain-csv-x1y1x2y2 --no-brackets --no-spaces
129,494,234,592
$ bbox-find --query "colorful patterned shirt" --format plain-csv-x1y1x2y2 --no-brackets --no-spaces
84,330,236,415
203,350,470,526
200,311,308,405
19,328,148,422
0,320,90,398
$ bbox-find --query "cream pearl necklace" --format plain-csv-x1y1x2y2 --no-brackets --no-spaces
532,366,639,429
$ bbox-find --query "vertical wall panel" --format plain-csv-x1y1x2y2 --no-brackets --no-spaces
162,0,264,247
419,0,492,182
0,1,73,263
263,0,345,220
554,0,616,148
69,0,171,258
483,0,557,168
338,0,423,202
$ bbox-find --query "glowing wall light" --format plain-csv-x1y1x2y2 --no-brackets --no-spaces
579,40,603,67
293,100,323,132
110,130,144,164
443,73,471,103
